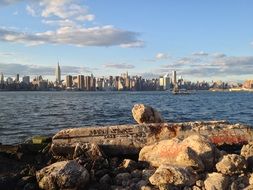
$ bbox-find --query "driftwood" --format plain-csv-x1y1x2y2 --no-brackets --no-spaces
51,121,253,157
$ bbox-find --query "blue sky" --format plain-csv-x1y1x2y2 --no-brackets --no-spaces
0,0,252,82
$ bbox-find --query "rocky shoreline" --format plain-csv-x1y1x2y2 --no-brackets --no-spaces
1,104,253,190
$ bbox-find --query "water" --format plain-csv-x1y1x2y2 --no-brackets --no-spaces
0,91,252,144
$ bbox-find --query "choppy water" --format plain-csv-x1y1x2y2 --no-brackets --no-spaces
0,91,252,144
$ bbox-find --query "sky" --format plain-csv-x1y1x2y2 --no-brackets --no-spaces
0,0,252,82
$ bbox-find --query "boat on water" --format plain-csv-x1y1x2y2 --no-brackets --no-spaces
172,84,191,95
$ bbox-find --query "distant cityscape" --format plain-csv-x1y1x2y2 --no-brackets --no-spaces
0,62,252,91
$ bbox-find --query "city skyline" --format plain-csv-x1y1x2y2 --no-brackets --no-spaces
0,0,252,82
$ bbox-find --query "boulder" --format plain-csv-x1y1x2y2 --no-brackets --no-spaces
241,141,253,169
36,160,89,190
216,154,247,175
182,135,218,171
132,104,164,124
204,172,229,190
149,164,198,186
139,137,204,171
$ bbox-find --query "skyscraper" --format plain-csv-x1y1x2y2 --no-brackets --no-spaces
0,73,4,84
172,70,177,84
22,76,30,84
55,62,61,83
66,75,73,88
15,74,19,82
77,75,84,90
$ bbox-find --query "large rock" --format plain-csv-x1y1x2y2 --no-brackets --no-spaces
51,121,253,156
241,141,253,169
139,137,204,171
36,160,89,190
182,135,219,171
204,172,229,190
216,154,247,175
132,104,164,124
149,164,197,186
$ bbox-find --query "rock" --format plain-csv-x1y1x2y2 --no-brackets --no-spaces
204,172,229,190
114,172,131,186
73,142,104,159
216,154,247,175
132,104,164,124
136,179,149,189
139,137,204,171
131,169,142,178
120,159,138,171
182,135,218,171
249,173,253,185
142,169,156,180
36,160,89,190
99,174,112,185
51,121,253,156
241,142,253,169
195,180,204,188
149,164,198,187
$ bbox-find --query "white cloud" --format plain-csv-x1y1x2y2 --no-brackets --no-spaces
192,51,209,56
0,25,143,47
212,53,226,58
120,41,144,48
155,53,168,60
76,14,95,21
0,0,144,48
103,63,135,69
26,5,36,16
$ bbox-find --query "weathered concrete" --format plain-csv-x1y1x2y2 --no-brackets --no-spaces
51,121,253,156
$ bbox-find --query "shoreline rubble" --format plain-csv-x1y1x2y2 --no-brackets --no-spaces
1,104,253,190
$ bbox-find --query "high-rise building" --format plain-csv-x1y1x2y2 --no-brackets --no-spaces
22,76,30,84
66,75,73,88
0,73,4,84
163,73,170,90
85,76,91,91
77,75,84,90
15,74,19,82
172,70,177,84
55,62,61,83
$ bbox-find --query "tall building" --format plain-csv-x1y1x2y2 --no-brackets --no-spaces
172,70,177,84
15,74,19,82
85,76,91,91
77,75,84,90
0,73,4,84
163,73,170,90
55,62,61,83
65,75,73,88
22,76,30,84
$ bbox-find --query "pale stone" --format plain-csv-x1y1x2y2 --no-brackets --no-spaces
36,160,89,190
241,141,253,168
149,164,197,186
249,173,253,185
204,172,229,190
216,154,247,175
182,135,218,171
139,137,204,171
132,104,164,124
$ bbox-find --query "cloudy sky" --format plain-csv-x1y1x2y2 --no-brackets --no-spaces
0,0,252,82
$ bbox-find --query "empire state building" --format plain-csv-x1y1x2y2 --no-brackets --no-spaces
55,62,61,83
